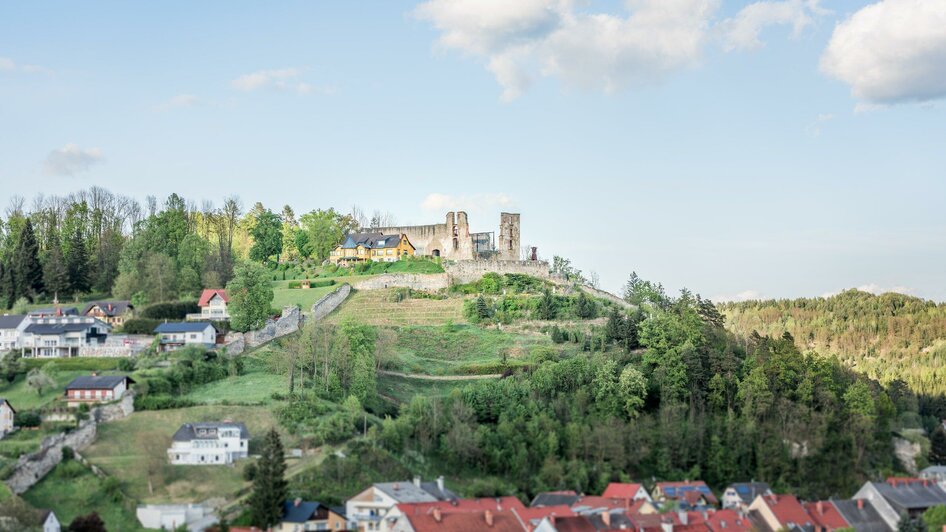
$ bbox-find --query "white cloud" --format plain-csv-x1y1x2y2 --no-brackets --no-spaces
821,0,946,104
155,94,199,111
43,144,105,176
714,289,763,302
421,192,515,214
0,56,53,75
0,57,14,71
415,0,718,100
719,0,825,51
231,68,331,95
805,113,833,136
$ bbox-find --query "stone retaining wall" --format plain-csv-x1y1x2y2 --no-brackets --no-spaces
349,273,450,291
443,260,550,284
310,284,352,321
224,305,303,356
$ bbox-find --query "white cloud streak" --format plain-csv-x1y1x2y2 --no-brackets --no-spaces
719,0,825,51
155,94,199,111
43,144,105,176
714,289,763,302
231,68,332,95
821,0,946,104
421,192,515,214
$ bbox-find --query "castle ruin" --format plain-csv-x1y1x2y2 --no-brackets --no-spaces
377,212,520,261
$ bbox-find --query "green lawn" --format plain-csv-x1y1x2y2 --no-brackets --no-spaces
377,374,470,405
23,460,144,531
82,404,286,503
0,370,88,411
0,423,76,459
272,284,337,311
185,370,286,405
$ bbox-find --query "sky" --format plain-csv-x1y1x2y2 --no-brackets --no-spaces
1,0,945,302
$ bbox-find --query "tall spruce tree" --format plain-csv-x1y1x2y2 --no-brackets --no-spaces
65,224,90,296
12,219,43,302
930,425,946,465
0,261,11,309
249,428,288,528
43,232,69,299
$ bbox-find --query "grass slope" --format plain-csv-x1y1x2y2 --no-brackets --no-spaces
0,370,88,410
271,284,337,311
184,349,286,405
329,289,465,326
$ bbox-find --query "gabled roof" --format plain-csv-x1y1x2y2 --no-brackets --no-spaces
421,480,458,501
921,465,946,476
28,307,79,317
870,481,946,512
531,491,580,508
405,509,525,532
82,301,133,317
570,496,636,513
198,289,228,307
0,315,26,329
705,509,753,532
727,482,771,504
65,375,134,390
513,505,575,527
341,232,409,250
832,499,891,532
0,398,15,414
586,509,637,530
171,422,249,442
154,322,217,334
803,501,850,531
25,321,107,334
656,481,718,505
281,500,323,523
602,482,646,500
757,494,813,529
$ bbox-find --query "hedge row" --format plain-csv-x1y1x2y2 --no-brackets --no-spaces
139,301,200,320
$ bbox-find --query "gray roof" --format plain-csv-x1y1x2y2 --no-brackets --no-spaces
342,232,407,250
25,322,105,335
373,482,440,503
833,499,892,532
28,307,79,317
921,466,946,475
65,375,134,390
531,491,581,508
154,322,216,334
172,422,249,442
728,482,772,503
0,315,26,329
870,481,946,512
82,301,133,317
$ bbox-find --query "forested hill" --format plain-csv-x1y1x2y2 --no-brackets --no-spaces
719,290,946,395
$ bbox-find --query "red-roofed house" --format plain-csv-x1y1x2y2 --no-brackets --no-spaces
190,289,229,321
654,481,719,508
397,507,525,532
514,506,575,531
602,482,653,502
390,497,525,532
705,509,753,532
804,501,852,532
535,515,597,532
748,494,814,532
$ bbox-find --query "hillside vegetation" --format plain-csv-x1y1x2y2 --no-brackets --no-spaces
720,290,946,395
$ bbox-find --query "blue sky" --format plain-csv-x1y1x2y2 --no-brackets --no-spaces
2,0,945,301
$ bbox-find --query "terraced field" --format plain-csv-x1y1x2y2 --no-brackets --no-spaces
327,289,466,326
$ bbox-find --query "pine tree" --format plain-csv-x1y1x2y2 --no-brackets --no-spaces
43,234,69,299
536,288,558,320
475,295,491,321
249,428,288,528
0,261,12,309
12,219,44,302
66,224,90,296
930,425,946,465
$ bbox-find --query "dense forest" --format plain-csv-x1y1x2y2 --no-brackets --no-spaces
720,291,946,396
296,280,917,503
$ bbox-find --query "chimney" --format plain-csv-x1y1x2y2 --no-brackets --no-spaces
485,510,494,527
602,511,612,527
432,508,442,523
294,498,302,507
817,501,824,515
857,499,864,510
437,476,445,492
679,510,688,525
413,476,421,488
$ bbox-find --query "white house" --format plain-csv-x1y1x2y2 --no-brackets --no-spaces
346,477,456,532
154,322,217,352
38,510,61,532
0,399,15,437
19,317,111,358
168,422,249,465
188,289,230,321
722,482,772,510
136,503,217,532
0,315,27,352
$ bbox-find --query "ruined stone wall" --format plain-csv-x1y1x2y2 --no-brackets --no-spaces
225,306,303,356
443,260,550,284
310,284,352,321
377,211,474,261
497,212,521,261
349,273,450,291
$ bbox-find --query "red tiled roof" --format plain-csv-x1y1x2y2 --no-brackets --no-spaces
804,501,851,531
514,506,575,531
705,509,753,532
406,509,526,532
627,499,652,516
549,515,598,532
629,512,677,531
198,289,228,307
676,524,712,532
571,496,635,511
397,497,526,516
760,494,812,528
602,482,645,499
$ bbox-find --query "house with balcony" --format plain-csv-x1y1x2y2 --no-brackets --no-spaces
64,374,134,407
19,317,111,358
168,422,249,465
187,289,230,321
154,322,217,352
82,301,134,327
346,476,457,531
0,314,27,352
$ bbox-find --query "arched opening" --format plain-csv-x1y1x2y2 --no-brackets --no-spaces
431,249,441,257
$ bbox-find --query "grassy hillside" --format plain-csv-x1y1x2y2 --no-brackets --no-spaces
720,289,946,394
328,289,465,326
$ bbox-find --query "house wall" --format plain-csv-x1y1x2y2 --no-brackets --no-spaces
0,403,13,434
747,497,785,532
346,487,399,532
168,430,249,465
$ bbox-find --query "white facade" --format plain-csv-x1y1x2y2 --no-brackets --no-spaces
346,487,402,532
136,503,216,532
168,423,249,465
202,294,229,319
42,511,61,532
0,317,27,351
0,400,14,436
19,317,111,358
157,324,216,352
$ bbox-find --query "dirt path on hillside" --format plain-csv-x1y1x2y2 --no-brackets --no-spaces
378,370,503,381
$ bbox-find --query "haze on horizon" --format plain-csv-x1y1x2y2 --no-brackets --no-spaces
2,0,944,302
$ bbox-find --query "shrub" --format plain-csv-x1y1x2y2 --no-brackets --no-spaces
14,411,41,428
121,318,164,335
117,358,136,372
243,461,258,481
140,301,200,320
135,394,196,411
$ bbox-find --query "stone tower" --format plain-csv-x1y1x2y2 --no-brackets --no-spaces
498,212,520,261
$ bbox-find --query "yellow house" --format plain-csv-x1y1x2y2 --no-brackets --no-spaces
330,232,415,264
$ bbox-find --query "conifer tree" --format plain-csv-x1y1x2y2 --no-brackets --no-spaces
930,425,946,465
12,219,43,302
66,224,90,296
249,428,288,528
0,261,11,309
43,234,69,299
